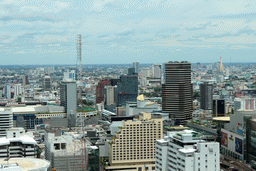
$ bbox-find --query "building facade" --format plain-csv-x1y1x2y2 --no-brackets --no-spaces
60,81,77,127
4,85,11,100
117,68,138,107
0,128,37,158
133,62,139,74
44,76,51,91
96,79,110,104
0,110,13,137
153,64,162,79
200,82,213,110
106,112,163,171
155,130,220,171
162,61,192,124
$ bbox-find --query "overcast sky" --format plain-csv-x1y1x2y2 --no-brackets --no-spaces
1,0,256,65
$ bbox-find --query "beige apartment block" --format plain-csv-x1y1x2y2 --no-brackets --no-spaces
106,112,163,171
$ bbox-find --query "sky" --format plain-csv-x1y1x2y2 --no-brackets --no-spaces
1,0,256,65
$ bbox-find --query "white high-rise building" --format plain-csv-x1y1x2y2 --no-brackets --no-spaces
14,84,23,98
142,68,150,78
155,130,220,171
133,62,139,74
105,85,116,106
0,110,13,137
153,64,162,79
4,84,11,100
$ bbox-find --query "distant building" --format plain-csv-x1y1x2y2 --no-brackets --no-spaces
22,75,29,85
117,68,138,107
106,112,163,171
126,94,159,116
213,99,225,116
155,130,220,171
104,85,117,106
96,79,110,104
14,84,23,99
234,98,256,111
162,61,192,125
63,70,76,81
60,81,77,127
44,76,51,91
200,82,213,110
4,84,11,100
153,64,162,79
142,68,150,78
133,61,139,73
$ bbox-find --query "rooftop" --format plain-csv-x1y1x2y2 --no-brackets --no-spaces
0,158,50,171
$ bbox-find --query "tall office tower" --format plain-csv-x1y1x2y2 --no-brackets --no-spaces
133,61,139,73
155,130,220,171
96,79,110,104
142,68,150,78
22,75,29,85
104,86,116,106
162,61,192,125
0,110,13,137
44,76,51,91
117,68,138,107
153,64,162,79
60,81,77,127
14,84,23,98
4,84,11,100
106,112,163,170
200,82,213,110
213,99,225,116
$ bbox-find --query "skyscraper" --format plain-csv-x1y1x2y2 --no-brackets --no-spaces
22,75,29,85
153,64,162,79
133,61,139,74
200,82,213,110
14,84,23,98
162,61,192,124
4,84,11,100
96,79,110,104
44,76,51,91
60,81,77,127
117,68,138,107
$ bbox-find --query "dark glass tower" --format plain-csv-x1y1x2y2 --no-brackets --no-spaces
162,61,192,125
200,82,213,110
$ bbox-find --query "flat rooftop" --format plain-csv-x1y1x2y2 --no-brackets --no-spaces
212,117,230,122
0,158,50,171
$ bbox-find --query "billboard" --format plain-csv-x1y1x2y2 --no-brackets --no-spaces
235,137,242,154
221,132,228,147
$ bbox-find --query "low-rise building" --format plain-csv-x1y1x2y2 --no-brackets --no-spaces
0,128,37,158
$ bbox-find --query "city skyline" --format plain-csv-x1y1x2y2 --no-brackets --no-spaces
1,0,256,65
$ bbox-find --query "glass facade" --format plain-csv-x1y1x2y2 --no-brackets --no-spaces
87,147,99,171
